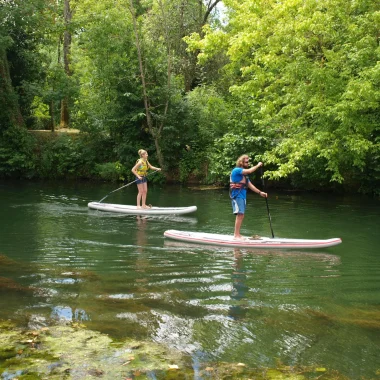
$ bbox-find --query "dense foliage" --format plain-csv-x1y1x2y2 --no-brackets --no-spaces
0,0,379,194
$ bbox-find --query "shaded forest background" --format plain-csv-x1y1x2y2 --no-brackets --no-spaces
0,0,379,194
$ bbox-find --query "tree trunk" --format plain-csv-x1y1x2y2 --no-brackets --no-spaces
49,101,56,132
0,49,24,128
60,98,69,128
60,0,72,128
183,0,221,92
128,0,165,170
202,0,221,26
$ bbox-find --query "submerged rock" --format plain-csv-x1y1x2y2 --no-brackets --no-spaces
0,321,186,379
0,320,363,379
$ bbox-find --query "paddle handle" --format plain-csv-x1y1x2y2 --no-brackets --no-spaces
260,166,275,238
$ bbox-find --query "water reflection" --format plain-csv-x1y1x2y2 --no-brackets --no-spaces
135,216,150,296
142,215,198,225
229,249,249,320
136,215,148,248
51,306,90,322
163,239,342,262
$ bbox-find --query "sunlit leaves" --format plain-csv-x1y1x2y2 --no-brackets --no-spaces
198,0,380,188
211,133,270,181
71,0,139,133
184,26,229,65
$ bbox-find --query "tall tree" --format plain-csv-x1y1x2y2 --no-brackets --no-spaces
127,0,223,170
0,0,48,128
187,0,380,189
60,0,72,128
130,1,160,165
0,44,23,127
72,0,140,137
150,0,222,92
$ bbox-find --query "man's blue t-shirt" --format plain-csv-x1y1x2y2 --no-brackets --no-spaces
230,167,250,199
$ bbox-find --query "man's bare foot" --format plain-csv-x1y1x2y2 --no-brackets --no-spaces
234,235,245,240
137,206,142,209
142,205,152,209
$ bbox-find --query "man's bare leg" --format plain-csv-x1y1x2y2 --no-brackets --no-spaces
234,214,245,238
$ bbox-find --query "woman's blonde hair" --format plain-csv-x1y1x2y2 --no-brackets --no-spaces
138,149,147,157
236,154,249,167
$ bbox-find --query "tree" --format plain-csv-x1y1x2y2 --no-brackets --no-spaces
59,0,72,128
0,41,23,127
186,0,380,190
0,0,48,128
127,0,224,171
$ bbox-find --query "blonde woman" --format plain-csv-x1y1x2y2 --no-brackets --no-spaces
131,149,161,208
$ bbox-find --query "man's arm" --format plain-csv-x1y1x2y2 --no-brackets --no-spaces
242,161,263,175
247,181,267,198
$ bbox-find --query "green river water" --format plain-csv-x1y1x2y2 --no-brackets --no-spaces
0,180,379,379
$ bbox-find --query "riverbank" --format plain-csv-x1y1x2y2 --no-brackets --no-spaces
1,126,378,195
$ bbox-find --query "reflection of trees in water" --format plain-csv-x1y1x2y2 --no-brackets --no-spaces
229,249,249,320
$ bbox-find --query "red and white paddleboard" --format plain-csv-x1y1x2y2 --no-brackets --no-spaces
164,230,342,249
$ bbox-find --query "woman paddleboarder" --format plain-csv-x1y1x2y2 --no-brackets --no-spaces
131,149,161,209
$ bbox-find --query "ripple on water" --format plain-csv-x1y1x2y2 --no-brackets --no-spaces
1,185,380,379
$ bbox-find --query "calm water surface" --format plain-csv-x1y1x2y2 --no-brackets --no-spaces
1,180,380,378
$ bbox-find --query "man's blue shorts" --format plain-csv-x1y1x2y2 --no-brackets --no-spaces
135,176,147,185
231,198,246,215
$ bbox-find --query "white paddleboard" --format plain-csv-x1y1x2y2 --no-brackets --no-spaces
88,202,197,215
164,230,342,249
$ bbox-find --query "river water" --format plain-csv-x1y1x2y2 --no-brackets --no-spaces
0,180,379,378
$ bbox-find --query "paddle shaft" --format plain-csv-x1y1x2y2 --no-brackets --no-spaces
98,170,159,203
260,166,275,238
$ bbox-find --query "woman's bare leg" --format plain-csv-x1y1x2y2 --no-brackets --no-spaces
137,183,144,207
141,182,148,208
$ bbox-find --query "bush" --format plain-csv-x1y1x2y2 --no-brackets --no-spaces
0,126,36,178
95,161,126,182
